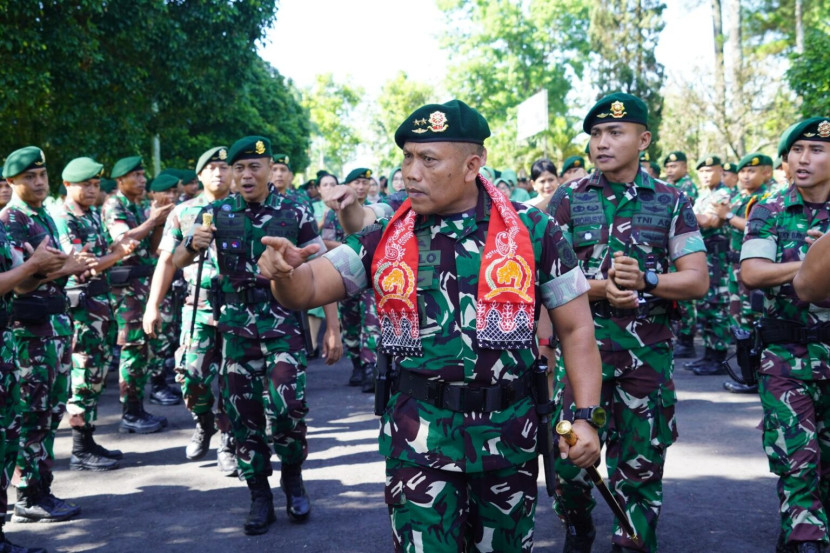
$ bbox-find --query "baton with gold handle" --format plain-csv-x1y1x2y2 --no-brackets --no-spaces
555,420,642,546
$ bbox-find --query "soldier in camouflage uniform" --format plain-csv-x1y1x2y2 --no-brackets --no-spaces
548,94,708,553
55,157,138,471
102,156,174,434
321,168,381,391
1,146,99,523
261,100,602,553
684,156,733,376
0,193,66,551
175,136,341,535
740,117,830,553
660,151,700,359
716,154,773,393
144,148,237,473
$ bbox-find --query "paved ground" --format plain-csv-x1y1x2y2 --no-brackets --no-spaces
10,346,779,552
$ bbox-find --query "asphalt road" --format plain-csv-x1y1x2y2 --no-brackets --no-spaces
12,346,778,553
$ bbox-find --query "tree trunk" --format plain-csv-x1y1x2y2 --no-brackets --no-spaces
726,0,744,156
795,0,804,54
711,0,726,119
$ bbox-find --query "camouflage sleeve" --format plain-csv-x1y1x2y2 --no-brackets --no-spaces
740,199,777,262
158,204,184,254
535,213,588,309
184,205,213,240
321,210,337,242
546,184,574,246
321,222,384,297
669,192,706,260
102,197,131,242
53,211,76,255
0,210,30,257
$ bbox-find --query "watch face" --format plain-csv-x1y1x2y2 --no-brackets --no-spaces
592,406,607,428
645,271,659,288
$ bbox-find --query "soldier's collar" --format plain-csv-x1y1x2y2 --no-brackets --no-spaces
784,184,808,210
8,195,41,217
64,197,88,217
591,168,654,191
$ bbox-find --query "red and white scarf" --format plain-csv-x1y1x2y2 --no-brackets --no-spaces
371,176,536,356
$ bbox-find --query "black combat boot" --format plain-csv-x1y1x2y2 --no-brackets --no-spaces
610,545,642,553
119,398,162,434
244,476,275,535
672,334,697,358
70,425,119,471
683,347,714,370
149,373,181,405
40,473,81,519
216,432,238,477
561,511,595,553
140,400,168,428
0,525,48,553
348,358,362,386
692,349,728,375
186,411,217,461
723,380,759,394
280,464,311,522
794,542,824,553
12,484,78,523
361,363,376,394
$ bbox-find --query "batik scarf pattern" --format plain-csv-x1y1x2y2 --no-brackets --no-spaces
371,176,535,355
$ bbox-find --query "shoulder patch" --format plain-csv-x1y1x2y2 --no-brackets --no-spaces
556,238,578,268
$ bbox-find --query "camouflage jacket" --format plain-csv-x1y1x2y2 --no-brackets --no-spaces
727,183,770,255
0,196,71,337
674,174,699,205
694,182,732,244
741,184,830,379
381,189,409,211
324,182,589,472
0,222,22,319
53,199,115,322
101,191,155,267
547,168,705,352
159,193,219,325
196,185,325,339
321,208,346,243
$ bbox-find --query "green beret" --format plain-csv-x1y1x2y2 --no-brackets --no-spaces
180,169,197,183
111,156,143,179
777,123,800,158
639,151,650,162
663,151,687,166
649,161,661,176
584,142,591,155
394,99,490,148
196,146,229,175
582,92,648,133
299,179,317,190
344,168,372,184
562,156,585,173
272,153,291,171
316,170,331,180
100,178,116,193
722,162,737,174
695,155,722,170
58,184,67,196
3,146,46,179
149,173,180,192
774,157,782,169
737,153,773,171
500,169,518,187
62,157,104,183
783,117,830,153
227,136,272,165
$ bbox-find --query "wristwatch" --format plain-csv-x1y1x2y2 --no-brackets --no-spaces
538,337,554,347
574,406,607,429
642,270,659,293
183,234,198,255
724,212,735,223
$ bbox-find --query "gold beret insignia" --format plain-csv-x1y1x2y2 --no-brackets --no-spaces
751,157,759,166
428,111,449,133
255,141,265,155
574,160,581,167
218,148,227,160
610,101,626,118
669,153,677,162
705,157,713,166
818,121,830,139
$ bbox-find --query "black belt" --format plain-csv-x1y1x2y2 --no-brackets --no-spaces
0,309,9,331
393,369,533,413
704,237,729,254
223,288,271,305
12,295,68,323
590,299,671,319
67,277,110,297
109,264,154,286
759,319,830,345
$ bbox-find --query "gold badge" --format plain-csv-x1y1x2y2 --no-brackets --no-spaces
574,160,581,167
255,141,265,155
705,157,713,166
669,154,677,162
751,157,759,166
97,168,105,177
218,148,227,160
818,120,830,138
365,169,372,177
610,101,626,118
641,152,649,161
412,117,428,134
428,111,448,133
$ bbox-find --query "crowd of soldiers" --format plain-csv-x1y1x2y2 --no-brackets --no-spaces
0,92,826,553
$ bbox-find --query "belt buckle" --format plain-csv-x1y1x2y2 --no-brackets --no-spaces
464,387,485,412
801,326,819,344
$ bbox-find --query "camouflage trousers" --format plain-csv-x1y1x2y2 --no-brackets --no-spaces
175,307,224,418
759,372,830,545
386,457,538,553
674,300,697,339
148,292,179,378
554,341,677,553
340,288,378,365
66,314,114,426
113,287,163,401
0,331,21,514
222,333,307,481
14,336,71,490
698,252,730,351
728,263,757,331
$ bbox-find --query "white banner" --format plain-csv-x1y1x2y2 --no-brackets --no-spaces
516,90,549,141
